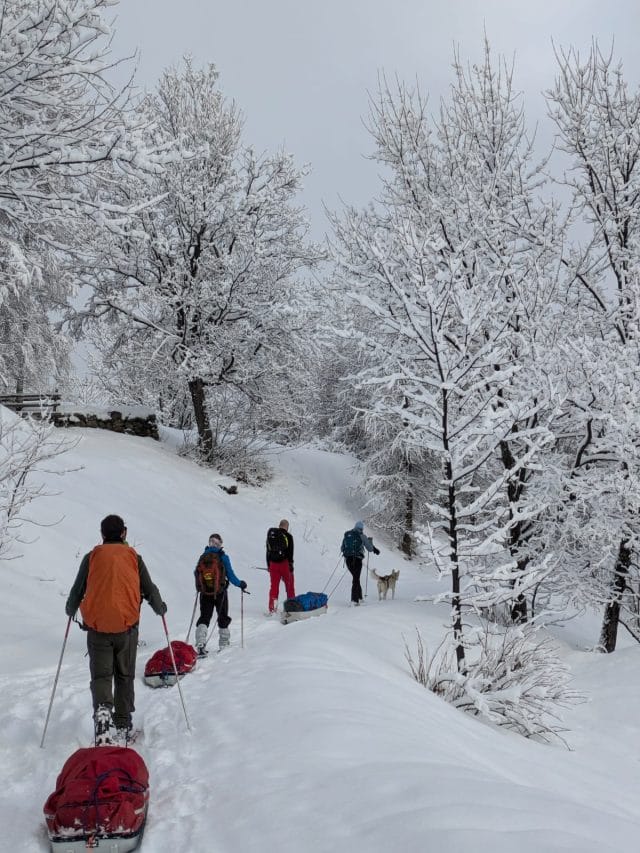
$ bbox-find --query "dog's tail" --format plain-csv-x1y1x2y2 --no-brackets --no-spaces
370,569,380,581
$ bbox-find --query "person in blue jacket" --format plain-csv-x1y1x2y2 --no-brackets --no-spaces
194,534,247,653
341,521,380,606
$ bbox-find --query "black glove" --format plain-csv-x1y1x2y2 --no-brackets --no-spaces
160,601,167,615
240,581,247,591
373,547,380,556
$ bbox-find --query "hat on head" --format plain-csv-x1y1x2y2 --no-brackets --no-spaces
354,520,364,531
279,519,289,530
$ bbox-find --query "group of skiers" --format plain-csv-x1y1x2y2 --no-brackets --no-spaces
64,513,381,745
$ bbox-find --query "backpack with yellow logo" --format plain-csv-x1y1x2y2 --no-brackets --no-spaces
195,550,225,597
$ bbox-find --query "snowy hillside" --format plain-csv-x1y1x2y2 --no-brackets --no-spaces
2,424,640,852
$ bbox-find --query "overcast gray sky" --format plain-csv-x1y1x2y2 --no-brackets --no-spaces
111,1,640,238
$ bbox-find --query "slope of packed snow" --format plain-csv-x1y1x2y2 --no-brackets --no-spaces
1,423,639,852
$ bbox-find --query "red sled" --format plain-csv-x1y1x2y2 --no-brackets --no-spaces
43,746,148,852
143,639,198,688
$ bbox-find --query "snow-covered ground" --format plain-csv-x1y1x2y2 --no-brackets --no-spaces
2,420,640,852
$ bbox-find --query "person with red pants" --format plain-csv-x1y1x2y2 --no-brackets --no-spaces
265,519,295,615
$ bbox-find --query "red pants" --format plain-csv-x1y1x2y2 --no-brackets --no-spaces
268,560,295,612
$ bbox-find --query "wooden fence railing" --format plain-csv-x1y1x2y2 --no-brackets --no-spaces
0,393,61,416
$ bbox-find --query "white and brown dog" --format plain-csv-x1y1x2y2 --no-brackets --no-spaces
370,569,400,600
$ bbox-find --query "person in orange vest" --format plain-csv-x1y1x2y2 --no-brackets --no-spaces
65,514,166,745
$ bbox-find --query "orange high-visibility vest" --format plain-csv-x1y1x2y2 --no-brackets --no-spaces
80,544,141,633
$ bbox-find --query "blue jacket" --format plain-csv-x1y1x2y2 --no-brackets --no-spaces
342,528,376,559
194,545,243,590
357,530,376,557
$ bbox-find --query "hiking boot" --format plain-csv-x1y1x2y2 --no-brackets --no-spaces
218,627,230,649
94,704,113,747
195,623,207,655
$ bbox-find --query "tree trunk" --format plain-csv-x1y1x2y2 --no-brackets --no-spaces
400,490,414,557
445,458,465,671
441,389,465,671
510,556,529,623
499,437,530,624
599,539,631,653
188,377,214,462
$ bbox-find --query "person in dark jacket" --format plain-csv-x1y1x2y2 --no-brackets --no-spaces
341,520,380,606
65,514,166,745
265,519,295,615
194,534,247,654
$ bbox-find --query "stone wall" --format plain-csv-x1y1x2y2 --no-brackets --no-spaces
51,410,159,440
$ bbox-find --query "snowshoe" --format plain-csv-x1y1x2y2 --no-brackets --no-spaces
113,725,139,747
93,704,113,747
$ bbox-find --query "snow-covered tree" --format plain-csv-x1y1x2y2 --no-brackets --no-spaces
79,59,322,468
547,43,640,650
0,0,145,393
0,239,69,392
332,50,565,665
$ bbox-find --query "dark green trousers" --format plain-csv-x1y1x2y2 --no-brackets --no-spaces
87,626,138,729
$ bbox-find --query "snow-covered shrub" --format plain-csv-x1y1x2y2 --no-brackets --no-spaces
0,406,73,560
177,423,271,486
404,625,579,743
207,439,272,486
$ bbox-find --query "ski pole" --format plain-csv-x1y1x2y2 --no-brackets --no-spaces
185,592,198,643
241,589,245,649
365,551,370,598
206,622,218,645
327,569,348,601
162,615,192,733
40,617,72,748
322,555,344,593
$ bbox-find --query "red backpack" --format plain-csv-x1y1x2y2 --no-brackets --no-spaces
44,746,148,848
196,550,225,596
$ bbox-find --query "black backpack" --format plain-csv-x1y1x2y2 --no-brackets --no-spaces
341,529,362,558
266,527,289,562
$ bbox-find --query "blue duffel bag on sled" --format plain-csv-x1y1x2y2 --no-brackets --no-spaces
281,591,328,624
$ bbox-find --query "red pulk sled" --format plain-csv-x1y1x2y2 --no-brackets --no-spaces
43,746,149,852
143,639,198,688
